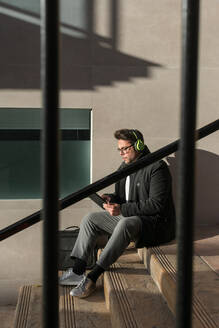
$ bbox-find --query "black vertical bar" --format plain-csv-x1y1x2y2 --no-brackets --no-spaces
41,0,60,327
87,0,94,39
176,1,200,328
111,0,119,49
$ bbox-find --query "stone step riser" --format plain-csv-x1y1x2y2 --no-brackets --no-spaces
139,247,218,328
103,250,175,328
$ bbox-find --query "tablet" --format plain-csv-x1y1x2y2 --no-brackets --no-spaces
89,193,106,209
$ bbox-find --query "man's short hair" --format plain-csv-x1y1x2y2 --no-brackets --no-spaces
114,129,144,144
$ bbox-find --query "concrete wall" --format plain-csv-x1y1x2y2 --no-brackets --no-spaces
0,0,218,304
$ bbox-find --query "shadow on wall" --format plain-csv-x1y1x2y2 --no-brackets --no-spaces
167,149,219,226
0,1,162,90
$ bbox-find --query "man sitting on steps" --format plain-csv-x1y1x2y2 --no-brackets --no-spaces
59,129,176,298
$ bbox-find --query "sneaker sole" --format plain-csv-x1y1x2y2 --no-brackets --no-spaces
70,286,97,298
59,274,85,286
59,280,80,286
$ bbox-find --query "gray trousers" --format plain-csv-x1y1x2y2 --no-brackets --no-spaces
70,211,142,270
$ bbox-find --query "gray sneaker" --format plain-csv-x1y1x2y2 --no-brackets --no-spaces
70,276,96,298
59,268,85,286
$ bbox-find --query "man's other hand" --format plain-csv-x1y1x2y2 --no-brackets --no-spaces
103,203,121,216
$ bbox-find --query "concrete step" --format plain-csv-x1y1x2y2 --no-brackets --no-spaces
13,285,40,328
104,248,175,328
13,279,111,328
13,226,219,328
59,280,111,328
139,237,219,328
0,306,16,328
13,249,175,328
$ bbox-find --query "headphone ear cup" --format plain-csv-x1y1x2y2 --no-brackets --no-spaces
131,130,145,152
135,139,145,151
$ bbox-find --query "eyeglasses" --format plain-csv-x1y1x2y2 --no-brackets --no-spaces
117,144,134,153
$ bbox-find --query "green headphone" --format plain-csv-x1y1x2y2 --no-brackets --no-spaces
132,130,145,152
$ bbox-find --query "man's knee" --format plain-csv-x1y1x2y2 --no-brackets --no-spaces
115,218,129,230
81,212,94,227
115,217,141,238
81,212,102,227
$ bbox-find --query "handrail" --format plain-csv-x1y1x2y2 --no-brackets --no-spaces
0,119,218,242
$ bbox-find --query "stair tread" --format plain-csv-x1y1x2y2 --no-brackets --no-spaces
13,279,111,328
0,306,16,328
59,279,111,328
13,224,219,328
104,249,175,328
140,226,219,328
194,224,219,275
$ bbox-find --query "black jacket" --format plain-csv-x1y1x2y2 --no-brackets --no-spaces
109,148,176,248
